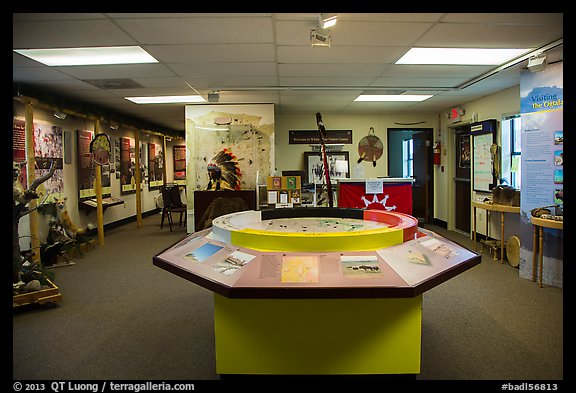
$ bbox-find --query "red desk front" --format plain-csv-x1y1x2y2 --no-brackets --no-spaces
338,178,413,215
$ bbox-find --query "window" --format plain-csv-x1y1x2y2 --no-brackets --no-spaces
501,115,521,188
402,139,413,178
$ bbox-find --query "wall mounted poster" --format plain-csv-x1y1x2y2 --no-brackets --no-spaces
120,137,137,194
148,142,164,190
78,129,111,199
173,145,186,185
12,119,65,203
185,104,275,192
518,61,563,287
35,123,65,204
13,119,27,188
472,132,494,192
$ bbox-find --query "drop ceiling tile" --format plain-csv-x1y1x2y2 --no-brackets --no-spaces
115,16,274,45
51,63,175,80
168,62,277,77
12,19,136,48
370,76,470,88
277,45,407,64
279,76,377,86
145,44,276,63
416,23,562,48
278,63,385,78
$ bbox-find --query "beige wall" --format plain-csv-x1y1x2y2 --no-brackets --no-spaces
435,86,521,236
13,101,178,244
14,84,522,243
275,113,437,180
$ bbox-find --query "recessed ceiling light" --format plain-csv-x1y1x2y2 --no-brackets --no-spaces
396,48,532,65
13,46,158,66
355,95,433,102
125,95,206,104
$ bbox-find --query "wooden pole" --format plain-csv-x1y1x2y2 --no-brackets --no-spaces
94,119,105,245
24,102,40,263
134,130,142,227
162,136,168,187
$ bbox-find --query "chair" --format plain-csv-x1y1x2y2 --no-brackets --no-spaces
169,185,187,208
160,186,187,231
169,185,187,227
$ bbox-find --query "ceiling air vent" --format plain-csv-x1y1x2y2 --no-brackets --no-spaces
82,78,144,89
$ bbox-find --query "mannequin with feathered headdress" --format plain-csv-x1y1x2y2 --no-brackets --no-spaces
206,148,242,191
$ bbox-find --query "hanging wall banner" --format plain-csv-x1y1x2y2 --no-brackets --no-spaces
518,62,563,287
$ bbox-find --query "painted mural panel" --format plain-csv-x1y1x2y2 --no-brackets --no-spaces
185,104,275,191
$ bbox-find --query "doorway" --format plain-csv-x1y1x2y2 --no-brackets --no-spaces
453,125,471,234
387,128,434,224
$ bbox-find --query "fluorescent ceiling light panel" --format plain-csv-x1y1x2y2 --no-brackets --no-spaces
125,95,206,104
355,95,433,102
321,14,338,29
396,48,531,65
13,46,158,66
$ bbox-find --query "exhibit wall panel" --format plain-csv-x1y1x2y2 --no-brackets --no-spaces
185,104,275,231
13,102,164,243
518,62,563,287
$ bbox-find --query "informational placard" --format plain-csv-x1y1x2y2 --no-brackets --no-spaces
472,132,494,192
13,119,27,188
518,61,563,287
365,179,383,195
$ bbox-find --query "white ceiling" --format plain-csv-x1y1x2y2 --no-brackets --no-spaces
13,12,563,134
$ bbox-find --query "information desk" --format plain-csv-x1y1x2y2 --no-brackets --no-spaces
153,208,480,376
337,178,414,215
471,200,520,263
530,216,563,288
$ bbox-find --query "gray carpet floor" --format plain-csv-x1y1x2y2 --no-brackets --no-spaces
13,212,564,381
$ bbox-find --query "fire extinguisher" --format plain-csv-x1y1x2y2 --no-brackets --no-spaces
433,140,441,165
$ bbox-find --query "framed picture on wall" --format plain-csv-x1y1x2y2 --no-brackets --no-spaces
304,151,350,184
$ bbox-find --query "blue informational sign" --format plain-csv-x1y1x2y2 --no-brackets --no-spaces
519,62,563,287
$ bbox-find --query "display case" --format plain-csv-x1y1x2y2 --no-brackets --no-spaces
153,208,480,376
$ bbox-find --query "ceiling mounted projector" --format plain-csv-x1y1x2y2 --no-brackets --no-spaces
527,53,547,72
310,28,331,47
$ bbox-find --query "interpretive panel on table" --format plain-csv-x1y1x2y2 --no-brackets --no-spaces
154,227,478,292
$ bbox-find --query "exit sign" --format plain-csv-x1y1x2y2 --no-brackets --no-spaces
450,106,464,123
